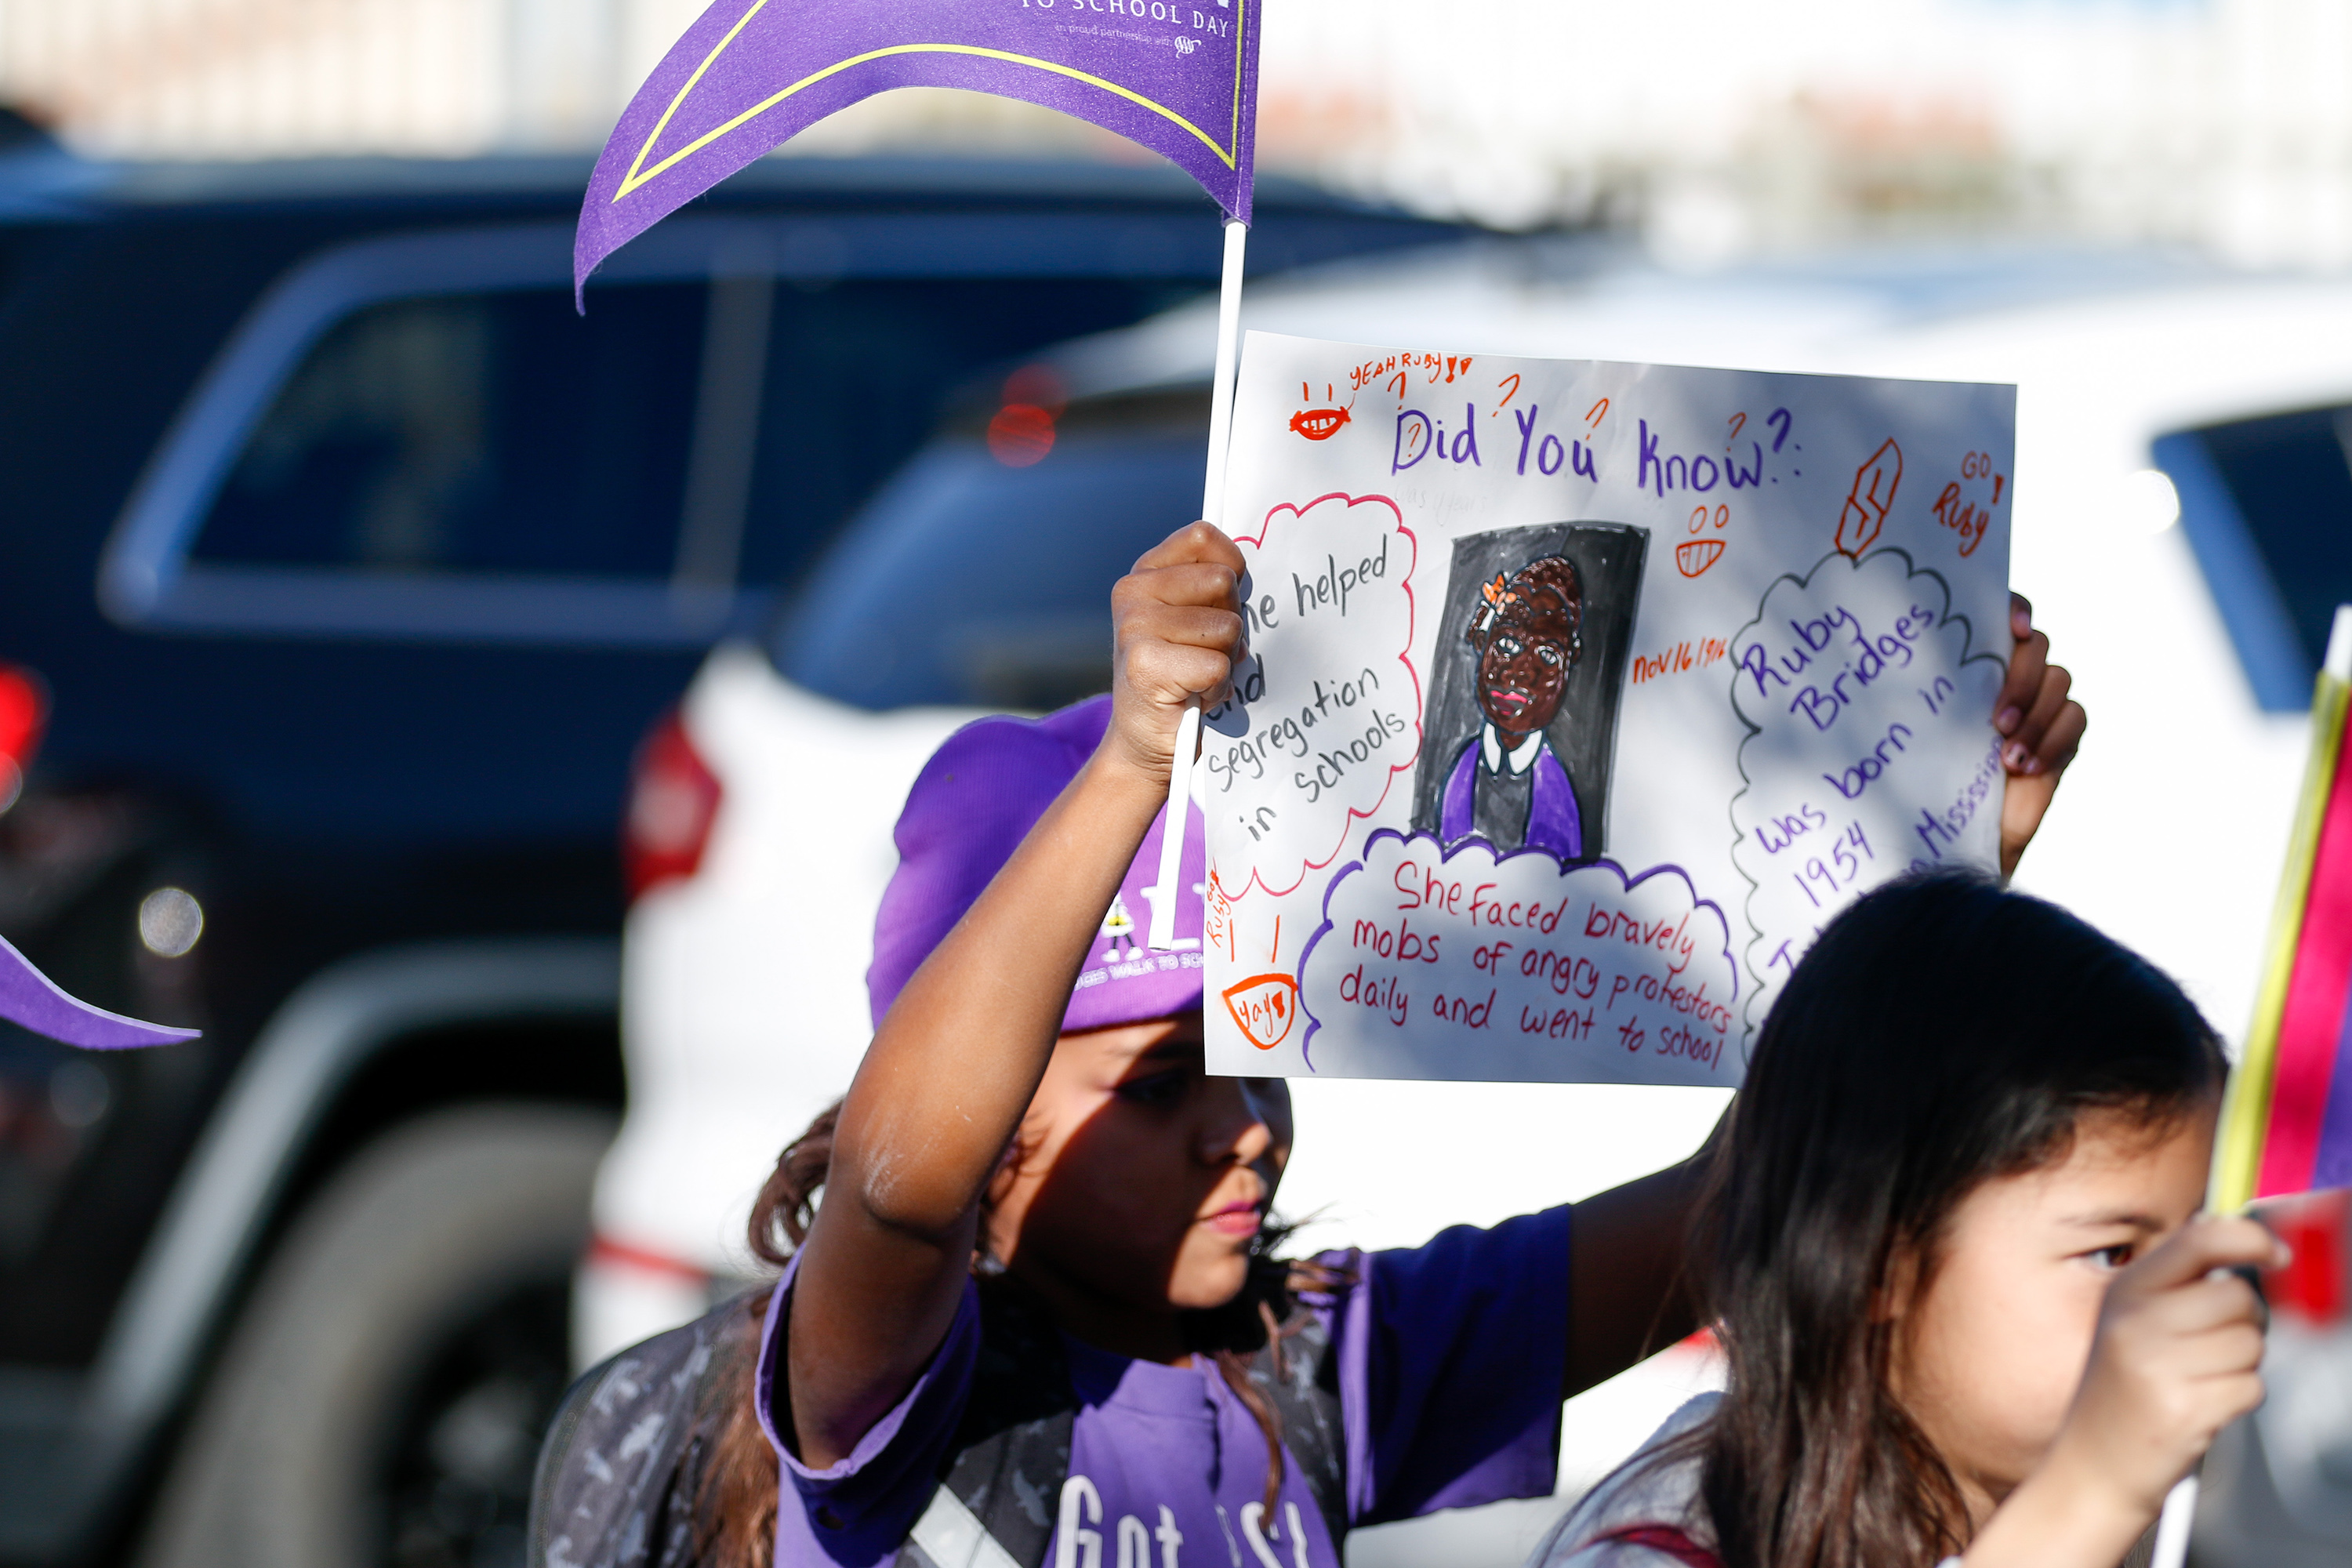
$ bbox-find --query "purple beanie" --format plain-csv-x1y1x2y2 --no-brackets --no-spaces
868,695,1207,1033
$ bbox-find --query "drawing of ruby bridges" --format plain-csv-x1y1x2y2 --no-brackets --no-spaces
1836,438,1904,559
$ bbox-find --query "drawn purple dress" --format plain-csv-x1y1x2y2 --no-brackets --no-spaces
1440,734,1583,860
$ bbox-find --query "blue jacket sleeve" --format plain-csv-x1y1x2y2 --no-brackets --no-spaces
1334,1203,1572,1525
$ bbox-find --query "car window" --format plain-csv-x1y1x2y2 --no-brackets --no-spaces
198,278,1200,591
2155,402,2352,711
198,286,705,579
728,278,1200,593
774,394,1209,712
107,210,1214,650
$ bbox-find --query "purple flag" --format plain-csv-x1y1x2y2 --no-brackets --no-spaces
0,934,197,1050
577,0,1260,300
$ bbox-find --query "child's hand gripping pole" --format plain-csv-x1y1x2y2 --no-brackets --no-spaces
1968,1218,2285,1568
1148,219,1247,951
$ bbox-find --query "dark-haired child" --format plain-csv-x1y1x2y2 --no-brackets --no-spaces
673,522,2081,1568
1530,873,2281,1568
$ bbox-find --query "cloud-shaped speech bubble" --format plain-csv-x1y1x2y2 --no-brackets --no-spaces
1729,548,2005,1036
1294,830,1741,1085
1203,492,1419,898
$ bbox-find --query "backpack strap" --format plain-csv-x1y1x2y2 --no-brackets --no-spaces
526,1281,1352,1568
530,1297,748,1568
1247,1312,1347,1545
900,1287,1352,1568
904,1486,1030,1568
1594,1524,1722,1568
895,1283,1080,1568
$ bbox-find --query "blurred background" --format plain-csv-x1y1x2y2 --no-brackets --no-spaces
3,0,2352,262
0,3,2349,1568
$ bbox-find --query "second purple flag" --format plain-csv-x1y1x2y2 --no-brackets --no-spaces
578,0,1260,299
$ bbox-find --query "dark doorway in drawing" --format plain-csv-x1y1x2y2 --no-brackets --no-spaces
1410,523,1648,863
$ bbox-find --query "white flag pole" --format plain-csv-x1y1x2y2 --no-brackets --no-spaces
1148,218,1247,952
2149,1472,2198,1568
1199,220,1250,529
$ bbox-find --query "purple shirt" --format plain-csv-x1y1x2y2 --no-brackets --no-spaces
757,1207,1573,1568
1439,735,1583,861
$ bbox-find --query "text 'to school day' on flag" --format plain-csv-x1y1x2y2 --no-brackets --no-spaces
575,0,1261,303
2218,605,2352,1207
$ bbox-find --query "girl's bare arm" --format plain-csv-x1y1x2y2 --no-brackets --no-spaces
786,523,1244,1468
1565,1123,1718,1397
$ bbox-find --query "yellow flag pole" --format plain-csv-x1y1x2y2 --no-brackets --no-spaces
2212,608,2352,1210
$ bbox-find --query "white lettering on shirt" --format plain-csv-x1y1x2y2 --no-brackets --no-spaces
1057,1477,1104,1568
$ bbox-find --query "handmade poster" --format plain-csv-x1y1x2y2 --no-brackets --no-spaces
1200,332,2013,1085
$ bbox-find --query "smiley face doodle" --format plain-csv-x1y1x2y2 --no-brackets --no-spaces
1675,539,1726,578
1288,380,1352,441
1222,973,1301,1050
1677,503,1730,579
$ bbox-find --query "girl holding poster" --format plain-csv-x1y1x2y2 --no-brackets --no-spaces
1530,875,2281,1568
535,523,2083,1568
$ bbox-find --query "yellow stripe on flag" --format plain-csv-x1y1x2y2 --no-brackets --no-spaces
2216,665,2352,1211
620,36,1242,203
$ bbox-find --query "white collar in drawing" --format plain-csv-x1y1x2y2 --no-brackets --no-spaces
1481,724,1544,775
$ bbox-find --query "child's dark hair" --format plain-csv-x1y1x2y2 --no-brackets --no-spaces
695,1104,1327,1568
1686,869,2226,1568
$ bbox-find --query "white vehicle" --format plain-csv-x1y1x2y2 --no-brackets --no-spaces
583,241,2352,1566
